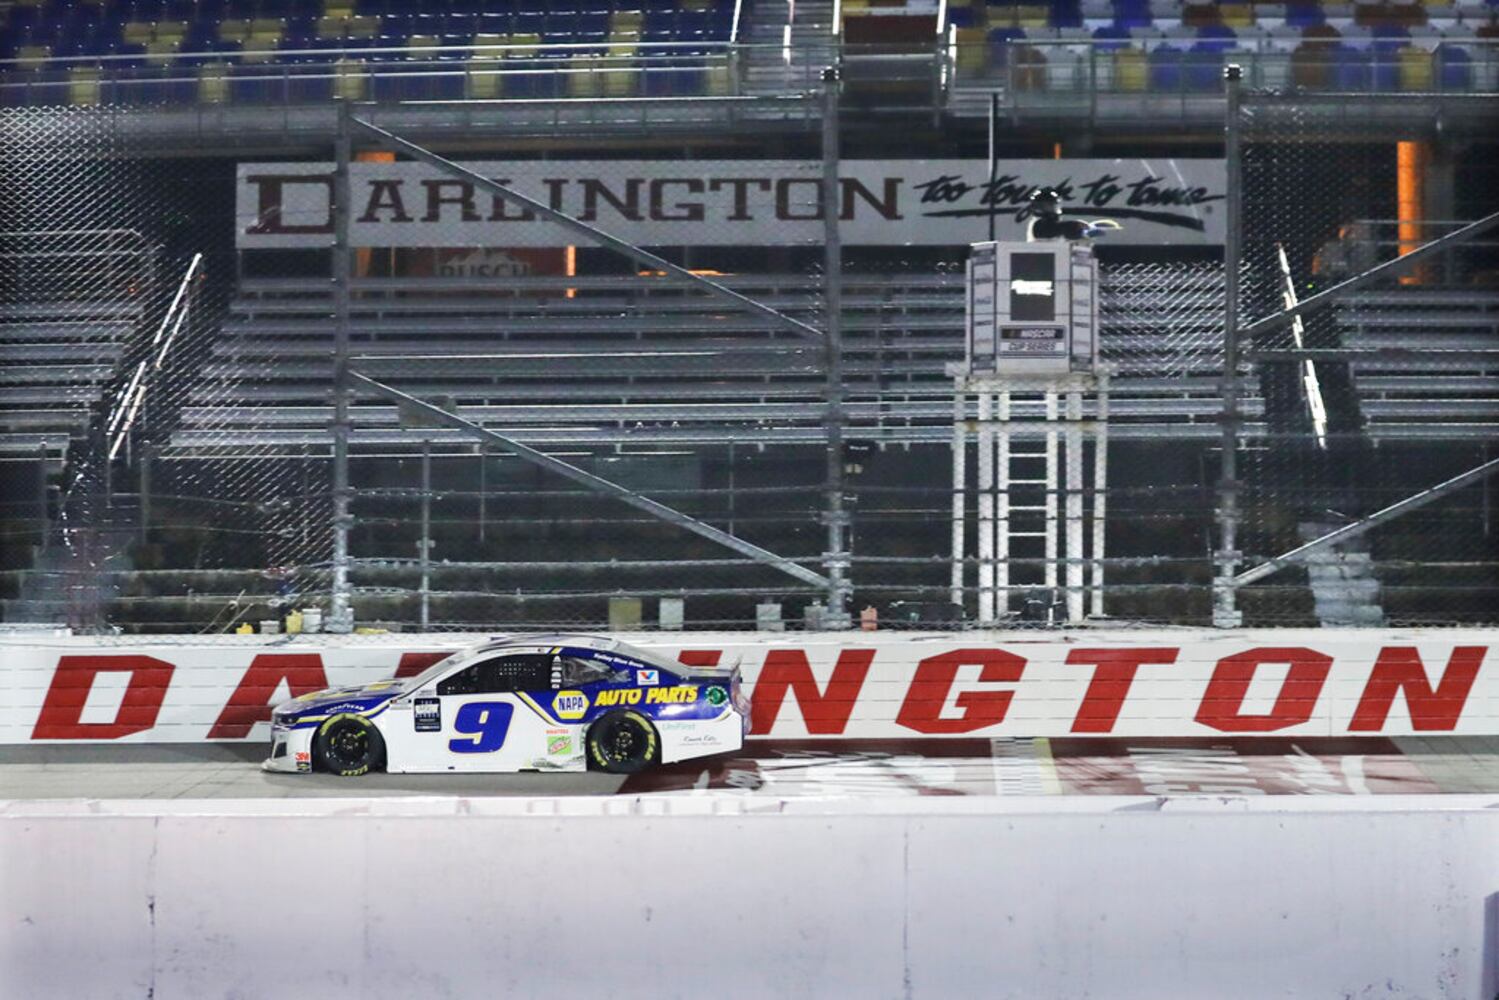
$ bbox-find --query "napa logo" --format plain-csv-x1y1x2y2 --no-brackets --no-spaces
552,690,589,721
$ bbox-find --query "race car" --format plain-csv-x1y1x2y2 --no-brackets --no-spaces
263,634,749,776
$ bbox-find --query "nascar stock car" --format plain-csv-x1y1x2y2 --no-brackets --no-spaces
263,634,749,776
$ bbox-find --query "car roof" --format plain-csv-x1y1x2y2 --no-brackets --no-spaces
466,633,678,670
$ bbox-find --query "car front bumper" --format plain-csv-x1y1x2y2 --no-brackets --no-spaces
262,724,315,773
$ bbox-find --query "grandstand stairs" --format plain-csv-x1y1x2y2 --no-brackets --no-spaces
1297,518,1385,627
741,0,840,96
3,511,136,628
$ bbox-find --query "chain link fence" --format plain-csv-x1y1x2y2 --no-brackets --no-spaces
2,93,1495,633
1231,91,1499,626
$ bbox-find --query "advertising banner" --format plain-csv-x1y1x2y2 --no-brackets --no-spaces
236,159,1226,249
1,630,1490,743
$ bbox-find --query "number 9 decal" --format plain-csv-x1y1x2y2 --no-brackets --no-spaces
448,701,514,754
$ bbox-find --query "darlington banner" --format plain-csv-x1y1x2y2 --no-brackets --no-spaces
0,630,1492,743
235,159,1226,250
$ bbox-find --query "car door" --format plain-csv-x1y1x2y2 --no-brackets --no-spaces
401,652,559,772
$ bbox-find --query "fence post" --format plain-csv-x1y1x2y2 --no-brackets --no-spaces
139,441,152,546
420,439,431,631
821,66,851,629
1214,64,1244,628
329,97,355,633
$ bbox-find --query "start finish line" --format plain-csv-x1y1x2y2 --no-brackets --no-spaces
0,628,1492,743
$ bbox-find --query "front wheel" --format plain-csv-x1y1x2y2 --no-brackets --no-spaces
587,710,659,774
313,714,385,776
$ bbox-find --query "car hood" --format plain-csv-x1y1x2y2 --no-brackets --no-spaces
273,680,404,719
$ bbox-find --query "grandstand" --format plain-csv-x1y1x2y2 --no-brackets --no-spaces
1,0,1496,632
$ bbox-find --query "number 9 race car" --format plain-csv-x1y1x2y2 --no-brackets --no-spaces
263,634,749,776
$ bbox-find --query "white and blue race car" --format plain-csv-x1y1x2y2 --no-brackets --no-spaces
263,634,749,776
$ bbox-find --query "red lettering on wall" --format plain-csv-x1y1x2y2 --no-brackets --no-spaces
1348,646,1486,731
1194,647,1332,733
675,650,724,669
207,654,330,739
749,649,873,735
1067,647,1180,733
32,655,175,740
394,651,449,679
896,648,1025,735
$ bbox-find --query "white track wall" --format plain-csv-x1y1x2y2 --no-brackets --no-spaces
2,795,1496,1000
0,628,1495,742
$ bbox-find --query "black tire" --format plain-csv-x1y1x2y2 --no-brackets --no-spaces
586,710,659,774
313,714,385,776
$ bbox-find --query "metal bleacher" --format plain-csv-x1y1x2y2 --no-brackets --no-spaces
162,265,1499,456
1338,286,1499,438
0,230,156,466
169,267,1249,454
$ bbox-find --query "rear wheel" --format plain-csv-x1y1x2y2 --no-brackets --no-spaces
313,714,385,776
586,710,658,774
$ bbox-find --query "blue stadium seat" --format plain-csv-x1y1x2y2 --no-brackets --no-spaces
1149,43,1184,87
1436,43,1472,88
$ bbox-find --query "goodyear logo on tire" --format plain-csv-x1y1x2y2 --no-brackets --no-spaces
553,690,589,721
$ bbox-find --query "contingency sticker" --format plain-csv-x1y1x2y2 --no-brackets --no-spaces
414,697,441,732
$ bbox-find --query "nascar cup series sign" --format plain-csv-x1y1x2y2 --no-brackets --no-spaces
235,159,1226,249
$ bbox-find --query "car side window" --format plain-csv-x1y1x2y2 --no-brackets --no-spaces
560,656,631,687
438,654,554,696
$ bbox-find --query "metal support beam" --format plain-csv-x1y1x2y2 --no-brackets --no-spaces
1233,454,1499,587
349,371,829,589
1237,208,1499,344
419,439,431,630
1214,64,1244,629
349,115,824,343
821,66,850,627
329,98,354,633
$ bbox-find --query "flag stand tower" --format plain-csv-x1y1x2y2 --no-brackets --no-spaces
950,240,1110,626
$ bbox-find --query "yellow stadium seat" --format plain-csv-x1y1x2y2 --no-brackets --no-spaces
1399,45,1433,88
16,45,51,69
68,67,101,104
1219,4,1255,27
705,60,731,95
1016,5,1050,28
467,59,501,98
219,19,251,43
145,38,181,65
345,16,379,38
323,0,355,17
408,34,439,54
956,26,987,75
198,64,229,103
1114,47,1147,90
316,15,345,38
123,21,155,44
334,58,367,99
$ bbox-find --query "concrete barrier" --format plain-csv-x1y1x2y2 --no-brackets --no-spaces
2,794,1495,998
1,628,1495,742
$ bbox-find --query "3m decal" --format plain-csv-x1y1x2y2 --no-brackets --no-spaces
414,697,441,732
449,701,514,753
553,690,589,720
